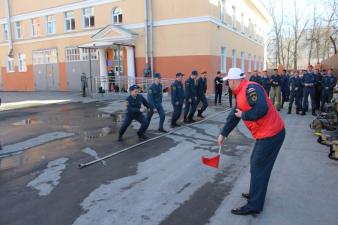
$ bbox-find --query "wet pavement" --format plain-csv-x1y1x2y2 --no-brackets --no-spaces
1,96,337,225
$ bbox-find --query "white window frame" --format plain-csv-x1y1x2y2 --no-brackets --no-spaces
65,47,99,62
258,56,261,70
221,47,226,73
254,55,257,70
64,11,76,32
220,0,226,23
248,18,251,37
232,6,236,29
240,13,244,33
31,18,40,37
241,52,245,72
248,53,252,72
83,7,95,29
15,21,23,39
7,57,15,72
112,7,123,25
18,53,27,72
32,49,58,65
46,15,56,34
3,23,9,41
232,49,237,67
254,24,257,40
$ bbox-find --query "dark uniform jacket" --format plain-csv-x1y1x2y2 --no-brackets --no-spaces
126,95,149,116
196,77,207,97
270,74,281,87
185,77,197,99
214,77,223,91
171,80,185,105
302,72,316,87
289,76,302,91
147,83,163,107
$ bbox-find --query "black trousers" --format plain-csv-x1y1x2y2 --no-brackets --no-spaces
196,95,208,113
215,89,222,104
119,114,148,137
172,104,183,125
247,129,285,211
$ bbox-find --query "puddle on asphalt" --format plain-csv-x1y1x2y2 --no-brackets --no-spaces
12,117,42,126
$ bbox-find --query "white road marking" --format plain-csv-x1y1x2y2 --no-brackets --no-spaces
72,122,223,225
27,157,69,196
0,132,75,157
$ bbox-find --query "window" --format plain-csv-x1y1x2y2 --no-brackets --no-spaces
33,49,57,65
3,23,9,41
241,52,245,71
15,22,23,39
221,47,226,72
112,7,123,24
248,18,251,37
31,18,40,37
254,24,257,40
7,57,14,72
232,49,237,67
18,53,27,72
83,7,95,28
46,15,56,34
241,13,244,33
220,0,226,23
248,53,252,72
65,47,98,62
254,55,257,70
65,11,76,32
258,56,261,70
232,6,236,29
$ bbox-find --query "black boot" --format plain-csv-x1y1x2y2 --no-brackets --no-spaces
197,110,204,118
288,107,291,114
312,110,317,116
301,110,306,116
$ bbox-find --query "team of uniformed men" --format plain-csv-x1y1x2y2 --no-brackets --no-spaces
118,66,336,141
250,65,336,116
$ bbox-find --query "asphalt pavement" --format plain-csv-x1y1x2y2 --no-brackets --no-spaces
0,92,337,225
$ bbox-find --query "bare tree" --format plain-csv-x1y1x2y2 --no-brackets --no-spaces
291,0,309,69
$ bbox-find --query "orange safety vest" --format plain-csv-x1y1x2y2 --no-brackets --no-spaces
233,80,285,139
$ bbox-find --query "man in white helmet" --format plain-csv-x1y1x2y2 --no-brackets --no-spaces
217,68,285,215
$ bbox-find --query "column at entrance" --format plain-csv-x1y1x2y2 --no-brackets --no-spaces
98,48,108,91
126,46,136,88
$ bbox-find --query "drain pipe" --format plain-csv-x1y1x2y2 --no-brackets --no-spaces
4,0,13,57
144,0,149,66
149,0,154,78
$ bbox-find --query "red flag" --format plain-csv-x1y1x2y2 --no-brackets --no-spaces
201,155,220,169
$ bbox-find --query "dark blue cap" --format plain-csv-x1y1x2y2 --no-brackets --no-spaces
176,72,184,77
129,84,140,91
192,70,198,76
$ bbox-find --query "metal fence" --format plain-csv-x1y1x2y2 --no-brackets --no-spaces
92,75,174,94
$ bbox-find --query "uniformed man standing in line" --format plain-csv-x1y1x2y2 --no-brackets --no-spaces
214,71,224,105
170,72,185,128
301,65,317,116
321,68,337,112
249,70,262,85
81,72,88,97
314,69,323,111
118,85,149,141
218,68,285,215
196,71,208,118
269,69,282,111
146,73,167,133
260,70,271,95
281,70,290,109
288,70,302,114
184,70,198,123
